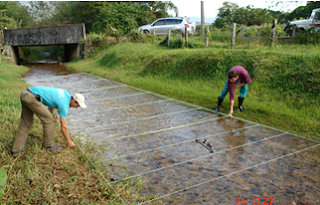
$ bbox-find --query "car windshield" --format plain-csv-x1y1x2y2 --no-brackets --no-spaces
186,19,192,24
315,11,320,21
310,11,315,20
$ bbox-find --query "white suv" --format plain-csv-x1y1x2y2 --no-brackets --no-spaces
284,8,320,36
138,17,196,35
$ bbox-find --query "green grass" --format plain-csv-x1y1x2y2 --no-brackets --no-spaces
0,61,159,204
67,42,320,142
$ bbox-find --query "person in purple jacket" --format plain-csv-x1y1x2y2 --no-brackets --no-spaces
215,65,252,117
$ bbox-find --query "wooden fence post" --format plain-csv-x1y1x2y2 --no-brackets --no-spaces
185,25,188,48
205,26,209,47
140,30,142,43
241,26,244,38
168,29,171,47
272,19,277,47
231,23,236,49
153,30,155,44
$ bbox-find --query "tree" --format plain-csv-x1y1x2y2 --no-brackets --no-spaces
0,1,33,28
213,2,239,29
28,1,57,27
0,9,15,30
136,1,178,19
282,1,320,22
213,2,278,28
92,2,143,34
49,1,178,34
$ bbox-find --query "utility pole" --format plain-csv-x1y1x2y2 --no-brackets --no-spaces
271,19,277,47
201,1,204,37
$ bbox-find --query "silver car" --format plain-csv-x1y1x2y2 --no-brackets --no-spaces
138,17,196,35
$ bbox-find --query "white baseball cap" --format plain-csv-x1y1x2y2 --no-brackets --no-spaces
72,93,87,108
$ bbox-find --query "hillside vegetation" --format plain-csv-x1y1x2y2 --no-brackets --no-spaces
67,43,320,141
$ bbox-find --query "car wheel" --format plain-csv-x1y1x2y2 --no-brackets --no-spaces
143,30,149,35
285,25,302,37
284,24,293,37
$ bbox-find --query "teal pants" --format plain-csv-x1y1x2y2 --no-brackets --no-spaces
219,79,248,100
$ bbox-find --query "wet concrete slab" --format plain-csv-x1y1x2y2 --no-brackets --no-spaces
23,64,320,205
123,134,318,193
92,118,256,162
150,145,320,205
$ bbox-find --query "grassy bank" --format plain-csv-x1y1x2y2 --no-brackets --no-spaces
67,42,320,141
0,61,153,204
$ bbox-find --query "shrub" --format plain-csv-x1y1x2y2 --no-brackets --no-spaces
292,27,320,44
210,27,231,42
169,37,184,48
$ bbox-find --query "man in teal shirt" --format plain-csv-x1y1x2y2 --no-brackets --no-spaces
12,86,87,157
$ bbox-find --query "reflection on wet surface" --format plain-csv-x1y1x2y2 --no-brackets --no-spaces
23,64,320,205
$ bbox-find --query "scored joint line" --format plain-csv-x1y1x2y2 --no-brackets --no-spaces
110,132,288,184
69,99,173,117
57,78,103,87
26,72,88,82
70,107,201,133
86,92,149,102
139,143,320,205
30,77,103,87
93,124,260,164
76,84,126,93
93,115,227,143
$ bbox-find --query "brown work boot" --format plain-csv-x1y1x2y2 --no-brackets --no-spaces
12,146,27,158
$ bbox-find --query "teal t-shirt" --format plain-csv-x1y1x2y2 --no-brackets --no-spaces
29,86,71,118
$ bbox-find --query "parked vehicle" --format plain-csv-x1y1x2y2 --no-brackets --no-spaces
138,17,196,35
284,8,320,36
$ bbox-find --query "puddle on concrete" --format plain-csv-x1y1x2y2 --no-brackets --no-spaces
22,64,74,81
23,64,320,205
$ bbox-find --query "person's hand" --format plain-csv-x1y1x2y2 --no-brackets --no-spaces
67,140,76,148
52,114,57,122
228,110,233,117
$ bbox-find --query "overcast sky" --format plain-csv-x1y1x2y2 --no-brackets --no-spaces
19,0,308,19
169,1,307,18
